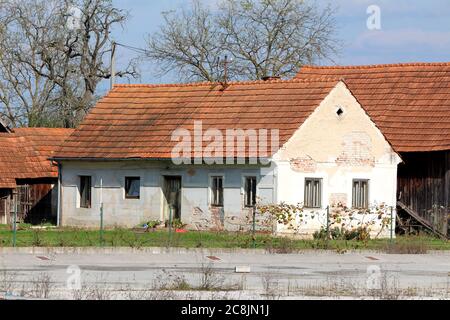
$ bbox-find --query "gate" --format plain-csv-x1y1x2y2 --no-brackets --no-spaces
11,185,32,223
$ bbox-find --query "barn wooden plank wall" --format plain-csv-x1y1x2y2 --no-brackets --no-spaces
397,151,449,236
0,181,56,225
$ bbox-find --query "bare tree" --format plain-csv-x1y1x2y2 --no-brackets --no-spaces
146,1,224,82
145,0,340,82
0,0,138,128
218,0,340,80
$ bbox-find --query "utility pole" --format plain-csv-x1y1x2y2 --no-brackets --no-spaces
110,41,116,90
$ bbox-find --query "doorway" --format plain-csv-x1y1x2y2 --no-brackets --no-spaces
163,176,182,221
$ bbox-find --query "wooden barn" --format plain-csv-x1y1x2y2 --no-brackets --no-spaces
397,151,449,237
0,120,73,225
296,62,450,237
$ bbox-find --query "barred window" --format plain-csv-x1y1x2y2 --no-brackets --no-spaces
79,176,91,208
244,176,257,207
352,179,369,209
125,177,140,199
210,176,224,207
304,178,322,208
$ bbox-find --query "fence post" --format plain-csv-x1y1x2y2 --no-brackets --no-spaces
442,207,448,238
390,206,394,243
100,202,104,247
326,206,330,236
252,207,256,249
168,206,173,247
326,205,330,248
99,178,104,247
12,191,17,248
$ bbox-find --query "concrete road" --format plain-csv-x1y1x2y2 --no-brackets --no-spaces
1,248,449,299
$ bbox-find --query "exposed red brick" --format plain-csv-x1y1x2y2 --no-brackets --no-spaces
335,132,375,167
289,156,317,173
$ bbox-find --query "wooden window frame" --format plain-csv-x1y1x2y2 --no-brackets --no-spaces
244,176,257,208
210,176,224,207
352,179,369,209
79,176,92,209
304,178,322,208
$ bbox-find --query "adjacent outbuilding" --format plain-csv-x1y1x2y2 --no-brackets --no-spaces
0,123,73,224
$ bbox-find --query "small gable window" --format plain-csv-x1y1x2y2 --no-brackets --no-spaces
336,106,345,117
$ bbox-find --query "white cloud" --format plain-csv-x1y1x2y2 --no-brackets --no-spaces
336,0,449,17
352,28,450,50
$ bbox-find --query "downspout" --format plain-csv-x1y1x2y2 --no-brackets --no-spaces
57,162,62,227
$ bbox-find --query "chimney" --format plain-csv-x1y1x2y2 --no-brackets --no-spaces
262,75,281,81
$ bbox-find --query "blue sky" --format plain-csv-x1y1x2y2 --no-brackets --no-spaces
103,0,450,92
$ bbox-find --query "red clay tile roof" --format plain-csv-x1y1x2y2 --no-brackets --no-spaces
0,128,74,188
296,62,450,152
54,78,339,159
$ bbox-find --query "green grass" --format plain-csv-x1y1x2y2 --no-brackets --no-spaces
0,224,448,251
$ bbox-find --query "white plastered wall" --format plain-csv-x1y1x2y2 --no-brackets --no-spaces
273,81,402,238
59,161,274,230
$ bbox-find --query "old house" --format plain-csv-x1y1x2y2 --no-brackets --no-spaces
296,63,450,237
52,75,410,238
49,63,450,238
0,122,73,224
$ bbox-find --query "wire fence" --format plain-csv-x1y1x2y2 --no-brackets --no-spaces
5,196,448,248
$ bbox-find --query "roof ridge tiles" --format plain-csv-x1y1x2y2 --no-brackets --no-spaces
301,62,450,70
112,76,342,89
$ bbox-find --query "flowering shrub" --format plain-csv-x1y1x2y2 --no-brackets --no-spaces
257,201,393,239
256,202,304,231
326,202,392,239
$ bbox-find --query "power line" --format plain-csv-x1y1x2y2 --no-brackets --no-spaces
115,42,150,55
